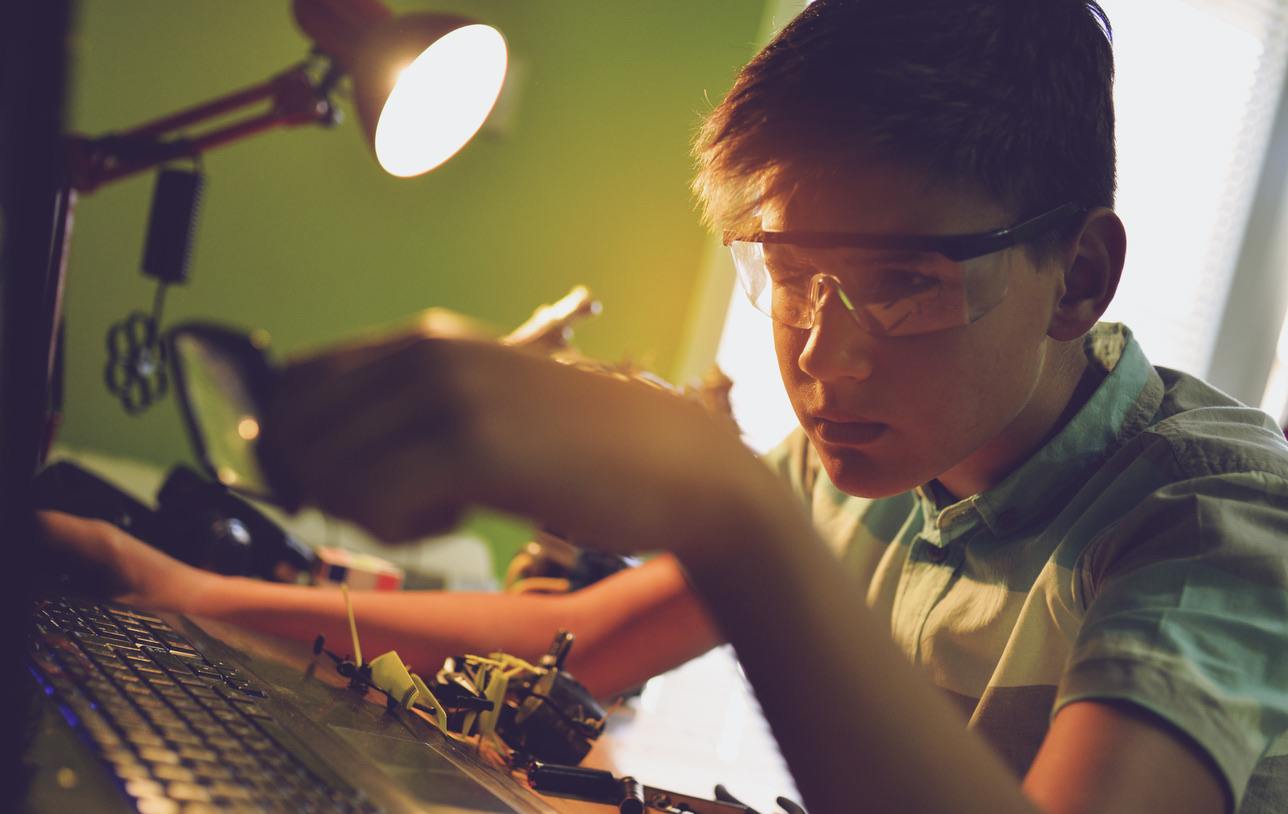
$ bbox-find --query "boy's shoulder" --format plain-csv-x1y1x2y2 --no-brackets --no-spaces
1136,364,1288,483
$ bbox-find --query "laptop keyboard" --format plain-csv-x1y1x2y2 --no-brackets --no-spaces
29,597,382,814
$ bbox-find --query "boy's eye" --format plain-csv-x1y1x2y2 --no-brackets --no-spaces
765,258,815,285
853,270,941,302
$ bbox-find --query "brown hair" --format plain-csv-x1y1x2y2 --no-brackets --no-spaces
693,0,1115,238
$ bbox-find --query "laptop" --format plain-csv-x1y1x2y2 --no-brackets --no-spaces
5,6,554,812
23,593,552,813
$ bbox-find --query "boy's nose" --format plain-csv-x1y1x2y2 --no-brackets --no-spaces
797,280,875,382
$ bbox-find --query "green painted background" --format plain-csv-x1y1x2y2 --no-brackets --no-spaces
58,2,765,568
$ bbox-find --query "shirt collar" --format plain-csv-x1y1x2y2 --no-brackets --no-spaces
914,323,1164,546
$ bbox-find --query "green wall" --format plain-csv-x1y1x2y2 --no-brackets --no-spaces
60,2,765,563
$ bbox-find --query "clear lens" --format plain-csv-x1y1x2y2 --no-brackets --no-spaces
728,241,1011,336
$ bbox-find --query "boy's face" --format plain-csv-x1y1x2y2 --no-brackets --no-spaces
768,161,1068,499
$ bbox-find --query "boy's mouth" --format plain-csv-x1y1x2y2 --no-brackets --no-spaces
813,418,887,446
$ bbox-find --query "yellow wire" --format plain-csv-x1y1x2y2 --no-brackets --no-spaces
468,653,542,675
341,584,362,666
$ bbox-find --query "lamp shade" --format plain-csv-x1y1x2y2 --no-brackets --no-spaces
293,0,507,178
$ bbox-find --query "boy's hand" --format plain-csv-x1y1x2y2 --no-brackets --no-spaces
258,332,768,554
38,510,210,613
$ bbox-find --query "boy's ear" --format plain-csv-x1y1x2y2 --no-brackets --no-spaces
1047,208,1126,342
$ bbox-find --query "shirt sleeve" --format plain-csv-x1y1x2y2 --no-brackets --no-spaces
1055,470,1288,808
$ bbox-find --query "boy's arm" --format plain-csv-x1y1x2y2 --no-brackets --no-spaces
38,510,719,699
1024,700,1228,814
1021,470,1288,814
190,554,719,699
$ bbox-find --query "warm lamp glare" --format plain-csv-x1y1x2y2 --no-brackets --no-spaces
374,24,507,178
237,417,261,441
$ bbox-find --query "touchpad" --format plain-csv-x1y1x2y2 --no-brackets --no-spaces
328,726,518,812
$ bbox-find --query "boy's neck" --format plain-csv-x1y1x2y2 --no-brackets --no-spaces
934,341,1098,501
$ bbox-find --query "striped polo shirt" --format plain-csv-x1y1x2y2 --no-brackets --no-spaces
764,323,1288,812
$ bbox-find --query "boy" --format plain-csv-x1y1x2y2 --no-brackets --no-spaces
44,0,1288,811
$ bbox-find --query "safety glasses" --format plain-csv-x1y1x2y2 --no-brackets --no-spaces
723,202,1085,337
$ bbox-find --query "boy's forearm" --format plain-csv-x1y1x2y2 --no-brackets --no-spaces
676,473,1038,814
177,555,717,698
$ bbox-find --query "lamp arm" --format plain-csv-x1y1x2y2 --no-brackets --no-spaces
39,57,344,461
67,59,341,193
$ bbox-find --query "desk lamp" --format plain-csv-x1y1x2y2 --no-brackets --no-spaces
40,0,508,447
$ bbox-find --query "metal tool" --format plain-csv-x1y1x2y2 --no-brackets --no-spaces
527,763,755,814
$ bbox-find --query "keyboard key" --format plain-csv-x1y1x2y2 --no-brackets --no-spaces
124,778,166,798
232,700,271,720
225,722,257,739
138,746,182,766
99,632,134,648
200,737,237,755
101,745,142,766
220,752,258,768
152,764,197,783
146,710,185,727
78,642,115,659
182,710,217,727
190,664,222,680
141,646,185,669
208,781,253,800
177,745,219,763
124,730,166,749
109,608,165,625
166,782,212,802
115,763,154,781
135,797,181,814
163,731,203,748
190,761,232,782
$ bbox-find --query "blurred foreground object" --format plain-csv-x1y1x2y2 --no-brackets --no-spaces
162,285,742,593
501,287,743,596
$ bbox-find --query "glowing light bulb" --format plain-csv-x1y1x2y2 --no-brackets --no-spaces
374,24,507,178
